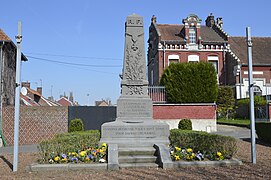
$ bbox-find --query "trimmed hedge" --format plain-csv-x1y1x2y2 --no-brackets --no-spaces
39,130,100,161
256,122,271,144
69,118,84,132
217,86,235,119
237,96,266,106
178,119,192,130
170,129,237,159
160,62,218,103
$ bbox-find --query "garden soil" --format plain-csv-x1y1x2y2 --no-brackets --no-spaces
0,140,271,179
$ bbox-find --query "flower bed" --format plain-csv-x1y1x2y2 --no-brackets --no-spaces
169,129,237,161
46,143,107,164
170,146,225,162
38,130,107,164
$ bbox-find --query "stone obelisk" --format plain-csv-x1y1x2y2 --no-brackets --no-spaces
100,14,169,146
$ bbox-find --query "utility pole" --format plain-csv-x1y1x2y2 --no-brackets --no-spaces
0,42,3,136
13,21,22,172
246,27,256,164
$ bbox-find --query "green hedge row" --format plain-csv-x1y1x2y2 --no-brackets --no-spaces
256,122,271,144
39,130,100,160
170,129,237,159
237,96,266,106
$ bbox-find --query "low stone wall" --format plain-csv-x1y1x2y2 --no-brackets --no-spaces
153,103,217,132
2,106,68,145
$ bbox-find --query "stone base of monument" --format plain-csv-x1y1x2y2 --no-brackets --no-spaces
100,120,170,146
100,121,173,170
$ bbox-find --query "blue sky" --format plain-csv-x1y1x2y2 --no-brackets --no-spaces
1,0,270,105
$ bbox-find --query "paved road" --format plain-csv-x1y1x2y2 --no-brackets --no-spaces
0,144,38,154
212,124,254,139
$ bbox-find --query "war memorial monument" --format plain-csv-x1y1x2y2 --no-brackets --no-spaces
100,14,172,169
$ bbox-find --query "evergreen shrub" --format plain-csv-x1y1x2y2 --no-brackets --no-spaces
255,122,271,144
170,129,237,159
38,130,101,161
69,118,84,132
160,62,218,103
178,119,192,130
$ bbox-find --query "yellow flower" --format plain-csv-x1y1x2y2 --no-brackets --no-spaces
191,153,195,158
100,149,104,154
217,152,222,157
80,151,87,157
187,148,193,153
54,156,60,162
61,158,67,162
175,147,181,151
102,143,107,148
85,157,90,161
175,155,180,161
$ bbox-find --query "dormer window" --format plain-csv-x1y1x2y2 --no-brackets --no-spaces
189,27,196,44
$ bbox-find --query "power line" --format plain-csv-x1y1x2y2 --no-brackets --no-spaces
27,55,122,67
25,52,122,61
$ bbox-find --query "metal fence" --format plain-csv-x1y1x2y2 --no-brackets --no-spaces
68,106,116,131
148,86,166,103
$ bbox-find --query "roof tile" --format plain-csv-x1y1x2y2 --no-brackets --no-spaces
0,29,12,41
156,24,226,43
230,37,271,65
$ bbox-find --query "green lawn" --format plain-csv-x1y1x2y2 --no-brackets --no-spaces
217,118,250,127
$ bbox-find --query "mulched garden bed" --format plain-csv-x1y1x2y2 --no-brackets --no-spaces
0,140,270,179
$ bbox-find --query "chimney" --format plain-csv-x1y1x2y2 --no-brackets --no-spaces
69,92,74,103
205,13,215,27
151,15,157,24
21,82,30,88
216,17,223,28
37,87,42,95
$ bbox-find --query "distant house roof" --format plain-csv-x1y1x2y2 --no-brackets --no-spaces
0,28,28,61
20,86,60,106
95,100,111,106
156,24,226,43
0,29,12,41
57,97,73,106
20,94,40,106
230,37,271,65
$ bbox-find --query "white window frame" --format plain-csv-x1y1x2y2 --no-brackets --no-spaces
189,27,196,44
188,55,199,63
208,56,219,73
168,54,180,66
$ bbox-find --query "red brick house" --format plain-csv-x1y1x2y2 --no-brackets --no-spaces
147,14,271,99
0,29,27,106
20,82,60,106
57,97,73,106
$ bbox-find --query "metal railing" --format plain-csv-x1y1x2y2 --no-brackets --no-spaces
148,86,166,103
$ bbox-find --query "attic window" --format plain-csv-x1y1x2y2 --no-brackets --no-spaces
189,27,196,44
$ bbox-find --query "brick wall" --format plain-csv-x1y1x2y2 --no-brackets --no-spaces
153,103,217,132
2,106,68,145
153,103,216,119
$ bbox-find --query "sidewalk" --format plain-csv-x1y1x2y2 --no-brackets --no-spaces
212,124,254,139
0,144,38,154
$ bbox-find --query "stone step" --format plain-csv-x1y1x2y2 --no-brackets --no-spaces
118,155,157,164
118,146,155,156
119,163,159,169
